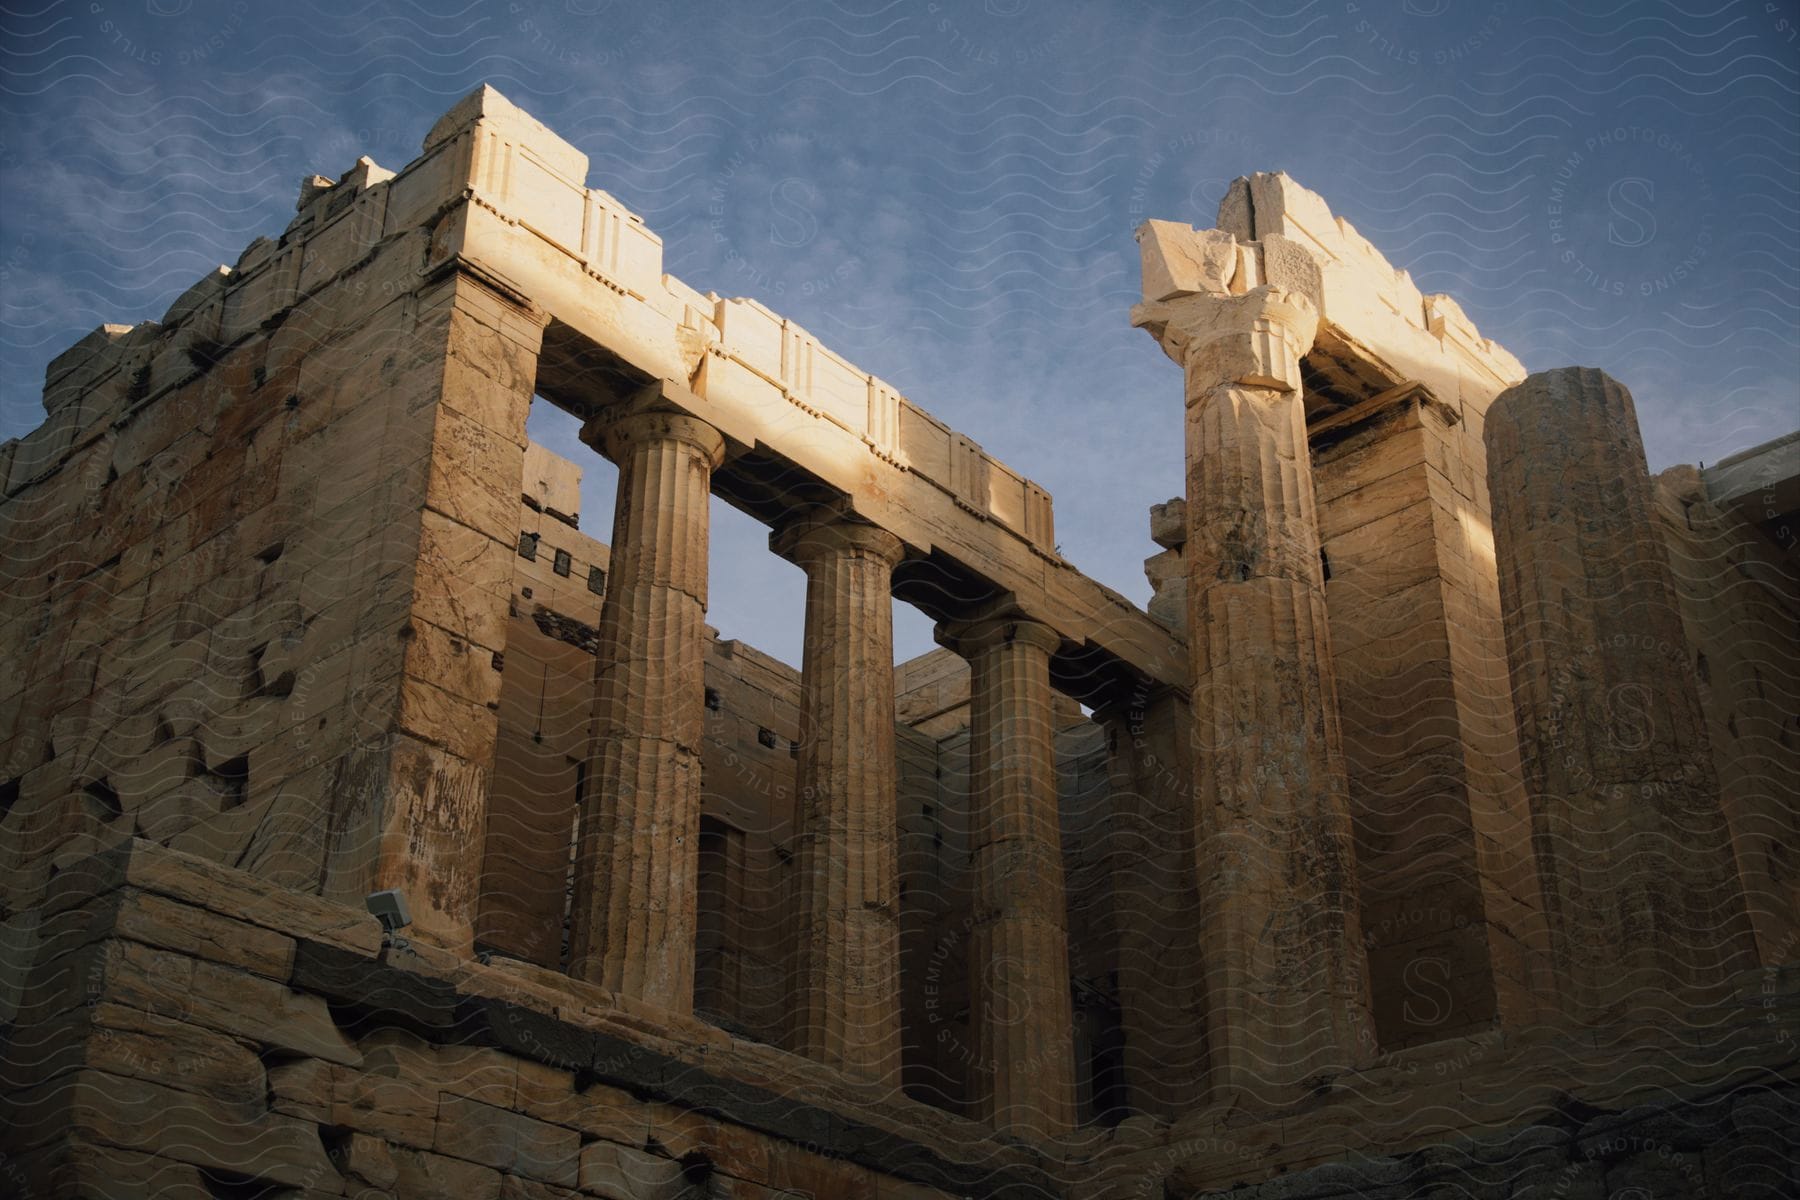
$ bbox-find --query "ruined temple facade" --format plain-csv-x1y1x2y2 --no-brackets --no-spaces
0,87,1795,1199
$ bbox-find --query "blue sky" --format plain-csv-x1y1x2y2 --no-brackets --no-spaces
3,0,1796,665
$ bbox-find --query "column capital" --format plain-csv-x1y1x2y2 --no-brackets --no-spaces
1131,284,1318,396
580,381,726,468
935,611,1061,659
769,509,905,570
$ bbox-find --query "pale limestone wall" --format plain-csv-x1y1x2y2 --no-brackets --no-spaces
0,185,543,951
693,637,802,1039
476,490,609,970
1313,396,1545,1048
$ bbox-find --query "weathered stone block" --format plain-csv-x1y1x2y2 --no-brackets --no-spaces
25,1140,210,1200
1147,497,1187,550
387,1143,505,1200
59,1068,336,1188
436,1093,580,1186
578,1140,687,1200
513,1058,650,1144
94,938,360,1064
43,838,381,956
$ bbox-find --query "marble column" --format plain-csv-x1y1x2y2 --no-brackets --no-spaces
938,614,1077,1138
1136,285,1373,1099
771,512,907,1085
1486,366,1758,1022
568,405,725,1014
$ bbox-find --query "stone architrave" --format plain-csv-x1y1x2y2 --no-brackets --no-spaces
937,613,1078,1138
1486,366,1758,1022
1134,275,1374,1099
567,399,725,1014
771,512,907,1085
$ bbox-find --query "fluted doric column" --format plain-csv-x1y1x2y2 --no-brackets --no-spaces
568,404,725,1013
771,512,907,1085
937,613,1077,1138
1486,366,1757,1022
1135,284,1373,1100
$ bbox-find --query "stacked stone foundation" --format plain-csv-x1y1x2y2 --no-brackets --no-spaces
1,838,1060,1199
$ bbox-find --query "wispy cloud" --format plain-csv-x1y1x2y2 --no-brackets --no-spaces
5,0,1795,662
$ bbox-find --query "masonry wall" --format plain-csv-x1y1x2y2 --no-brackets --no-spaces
1653,465,1800,964
1,839,1058,1199
1057,718,1126,1123
1168,1079,1799,1200
0,171,545,955
1313,394,1545,1049
473,475,610,970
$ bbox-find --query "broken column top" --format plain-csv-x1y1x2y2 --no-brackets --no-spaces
1135,171,1527,405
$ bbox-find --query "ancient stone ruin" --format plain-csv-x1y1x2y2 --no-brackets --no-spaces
1,85,1795,1198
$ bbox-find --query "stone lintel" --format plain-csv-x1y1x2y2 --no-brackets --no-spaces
1306,378,1455,445
1210,172,1528,389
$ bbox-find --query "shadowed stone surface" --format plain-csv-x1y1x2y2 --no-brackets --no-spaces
1486,366,1758,1023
